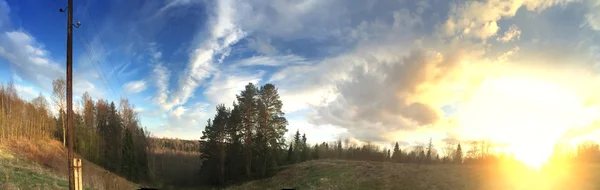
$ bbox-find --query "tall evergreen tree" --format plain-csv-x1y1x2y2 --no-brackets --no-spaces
200,105,230,185
213,104,230,184
257,84,288,176
96,100,111,169
121,127,136,181
392,142,401,162
287,142,294,163
109,102,123,171
293,130,301,162
301,133,308,161
226,103,243,180
426,138,433,163
455,143,463,164
237,83,259,176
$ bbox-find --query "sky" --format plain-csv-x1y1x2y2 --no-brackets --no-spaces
2,0,600,150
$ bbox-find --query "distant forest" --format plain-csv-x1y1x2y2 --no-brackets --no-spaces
3,79,600,187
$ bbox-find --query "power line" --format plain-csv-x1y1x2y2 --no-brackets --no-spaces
79,1,130,99
53,0,132,103
74,32,118,101
50,0,118,101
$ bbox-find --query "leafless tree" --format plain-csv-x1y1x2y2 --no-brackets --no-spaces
442,141,456,161
52,78,67,146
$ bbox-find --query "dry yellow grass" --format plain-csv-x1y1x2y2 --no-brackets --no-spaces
0,138,139,190
228,159,600,190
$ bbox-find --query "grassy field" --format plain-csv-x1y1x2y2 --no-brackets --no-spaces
0,155,74,190
228,159,600,190
0,138,139,190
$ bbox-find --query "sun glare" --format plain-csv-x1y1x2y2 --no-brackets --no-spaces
456,74,599,169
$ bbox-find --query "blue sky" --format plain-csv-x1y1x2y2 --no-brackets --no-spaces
2,0,600,147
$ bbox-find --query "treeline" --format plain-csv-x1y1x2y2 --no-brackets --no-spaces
548,140,600,164
150,137,201,152
199,83,288,185
292,139,512,165
148,138,202,186
0,79,150,183
0,81,55,141
292,137,600,168
285,137,458,164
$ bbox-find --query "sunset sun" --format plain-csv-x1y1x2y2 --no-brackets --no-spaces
456,72,600,169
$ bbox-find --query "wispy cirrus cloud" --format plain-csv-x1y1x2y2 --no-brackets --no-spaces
233,54,309,67
123,80,147,94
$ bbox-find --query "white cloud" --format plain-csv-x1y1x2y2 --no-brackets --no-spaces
586,1,600,31
73,80,106,100
123,80,147,94
440,0,577,41
305,47,475,142
153,63,170,110
497,46,521,63
247,37,277,55
286,117,347,144
15,84,38,101
134,107,144,113
233,54,309,67
159,0,201,13
163,102,213,130
203,69,263,105
154,0,245,112
497,25,522,42
0,31,63,90
170,106,187,119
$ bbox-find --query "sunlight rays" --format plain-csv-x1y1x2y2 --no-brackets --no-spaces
455,71,600,168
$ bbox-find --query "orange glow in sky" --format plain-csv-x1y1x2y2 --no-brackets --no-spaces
453,65,600,168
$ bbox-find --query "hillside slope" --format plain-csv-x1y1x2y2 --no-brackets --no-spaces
0,138,139,190
227,159,600,190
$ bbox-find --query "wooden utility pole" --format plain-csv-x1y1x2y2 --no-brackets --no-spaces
66,0,75,189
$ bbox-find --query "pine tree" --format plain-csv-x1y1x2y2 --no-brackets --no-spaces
392,142,401,162
199,105,230,185
293,130,301,162
237,83,259,176
96,100,111,169
212,104,230,184
301,133,308,161
455,143,463,164
426,138,433,163
108,102,123,172
226,103,243,180
121,127,136,181
287,142,294,163
257,84,288,176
